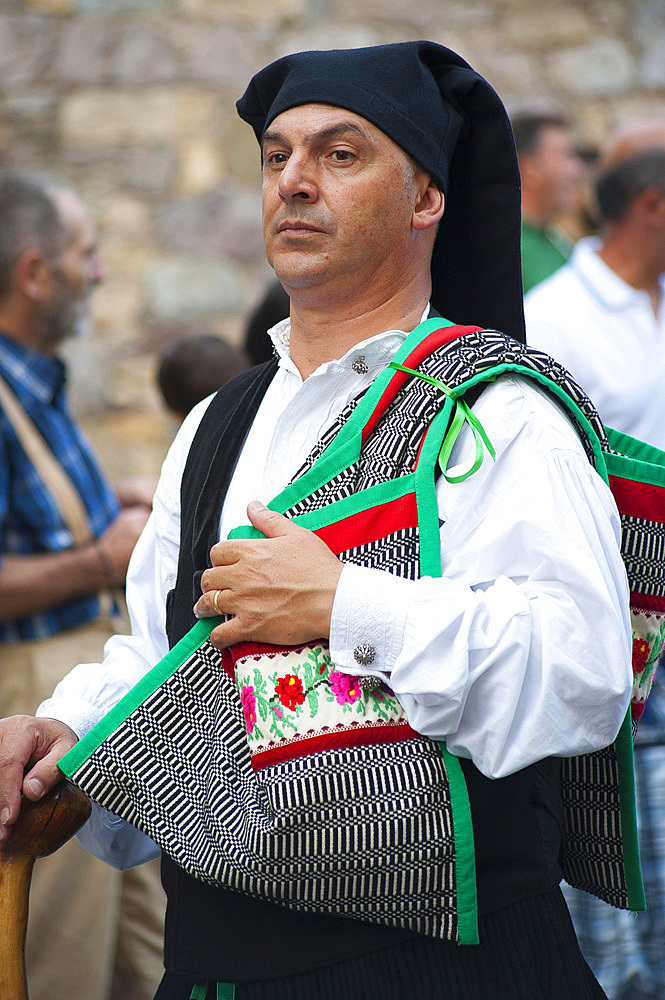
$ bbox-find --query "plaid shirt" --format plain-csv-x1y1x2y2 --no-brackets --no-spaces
0,331,120,643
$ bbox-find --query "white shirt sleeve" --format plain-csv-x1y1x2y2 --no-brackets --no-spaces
329,375,632,778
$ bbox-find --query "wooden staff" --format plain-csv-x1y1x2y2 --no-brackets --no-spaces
0,782,91,1000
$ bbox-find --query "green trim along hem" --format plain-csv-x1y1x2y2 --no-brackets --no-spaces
614,710,646,911
189,984,236,1000
438,742,479,945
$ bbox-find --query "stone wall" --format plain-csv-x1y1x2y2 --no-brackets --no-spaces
1,0,664,476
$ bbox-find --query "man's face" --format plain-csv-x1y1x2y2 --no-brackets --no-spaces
39,192,104,352
261,104,427,303
533,125,584,217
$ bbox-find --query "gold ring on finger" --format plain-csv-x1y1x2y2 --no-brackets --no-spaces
212,589,223,616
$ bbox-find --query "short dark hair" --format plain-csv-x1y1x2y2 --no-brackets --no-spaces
157,334,250,417
0,173,67,297
510,112,569,157
595,148,665,224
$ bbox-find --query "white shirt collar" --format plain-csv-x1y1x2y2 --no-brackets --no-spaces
571,236,665,314
267,306,431,379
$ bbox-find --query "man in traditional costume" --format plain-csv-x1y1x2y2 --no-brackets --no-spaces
0,42,635,1000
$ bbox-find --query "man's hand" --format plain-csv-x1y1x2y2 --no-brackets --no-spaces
0,716,78,847
194,501,343,649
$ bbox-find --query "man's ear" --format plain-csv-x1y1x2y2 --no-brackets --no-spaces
13,249,52,303
640,185,665,227
412,179,445,232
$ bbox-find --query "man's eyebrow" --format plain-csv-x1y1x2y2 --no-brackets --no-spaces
261,121,370,151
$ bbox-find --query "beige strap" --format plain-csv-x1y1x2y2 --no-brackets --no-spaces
0,374,92,548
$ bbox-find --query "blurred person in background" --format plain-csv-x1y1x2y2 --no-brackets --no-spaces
242,278,289,365
157,332,249,425
512,111,586,293
525,122,665,1000
0,172,164,1000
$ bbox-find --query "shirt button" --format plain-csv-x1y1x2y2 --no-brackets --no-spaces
353,643,376,666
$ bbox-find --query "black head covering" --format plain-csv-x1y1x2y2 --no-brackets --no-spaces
237,41,525,343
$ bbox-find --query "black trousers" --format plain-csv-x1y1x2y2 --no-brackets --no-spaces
155,888,607,1000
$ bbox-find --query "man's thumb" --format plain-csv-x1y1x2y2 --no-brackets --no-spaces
246,501,298,537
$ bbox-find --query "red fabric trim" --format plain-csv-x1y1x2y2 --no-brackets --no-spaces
631,591,665,614
313,492,418,554
610,474,665,524
250,719,422,771
361,324,482,445
230,639,324,661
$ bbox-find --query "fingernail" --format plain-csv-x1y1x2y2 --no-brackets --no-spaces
1,807,9,825
27,777,44,798
247,500,265,514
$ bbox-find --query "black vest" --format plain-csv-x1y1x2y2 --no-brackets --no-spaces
163,360,563,981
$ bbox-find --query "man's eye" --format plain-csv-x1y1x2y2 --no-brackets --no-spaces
331,150,354,162
266,152,288,165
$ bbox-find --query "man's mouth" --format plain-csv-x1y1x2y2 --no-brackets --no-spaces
277,220,323,235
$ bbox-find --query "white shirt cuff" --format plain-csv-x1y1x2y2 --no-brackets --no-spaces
329,562,411,675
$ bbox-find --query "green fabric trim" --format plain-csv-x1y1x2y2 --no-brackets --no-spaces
230,473,418,537
614,711,646,910
217,984,236,1000
438,743,479,945
452,362,609,484
605,427,665,488
189,986,207,1000
59,616,220,778
414,402,453,578
414,402,479,938
388,362,496,484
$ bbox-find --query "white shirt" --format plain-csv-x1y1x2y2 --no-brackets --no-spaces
39,319,632,783
525,236,665,451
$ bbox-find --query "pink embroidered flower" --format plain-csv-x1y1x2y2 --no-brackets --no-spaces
632,637,650,675
330,671,362,706
240,685,257,734
275,673,306,711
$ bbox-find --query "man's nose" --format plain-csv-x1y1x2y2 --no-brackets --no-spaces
277,155,318,203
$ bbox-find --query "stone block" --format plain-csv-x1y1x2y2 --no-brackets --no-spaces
26,0,74,12
50,19,110,85
58,85,223,147
172,87,221,136
610,97,665,133
157,184,262,259
88,277,144,345
643,34,665,89
502,5,592,47
98,194,154,238
0,13,53,88
220,112,263,188
107,21,182,83
78,0,177,11
160,19,258,85
144,257,247,320
178,0,306,26
549,38,637,96
59,87,180,145
177,137,227,194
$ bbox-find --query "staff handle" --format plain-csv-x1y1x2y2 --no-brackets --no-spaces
0,782,91,1000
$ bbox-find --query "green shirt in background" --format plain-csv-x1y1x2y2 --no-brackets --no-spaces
521,220,574,294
